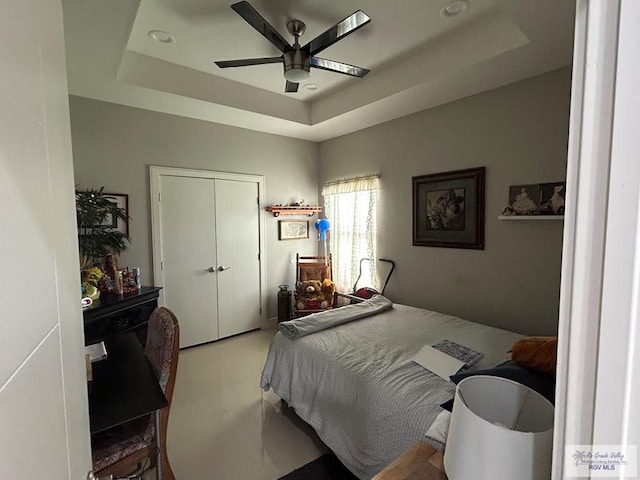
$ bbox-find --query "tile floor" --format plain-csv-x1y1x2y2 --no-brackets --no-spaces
165,328,328,479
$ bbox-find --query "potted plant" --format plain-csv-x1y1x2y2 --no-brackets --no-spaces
76,187,130,298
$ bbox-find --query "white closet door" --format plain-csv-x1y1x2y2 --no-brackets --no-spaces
215,179,262,338
159,175,219,347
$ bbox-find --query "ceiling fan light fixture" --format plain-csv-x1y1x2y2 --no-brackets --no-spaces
283,49,311,82
284,67,310,82
440,0,469,18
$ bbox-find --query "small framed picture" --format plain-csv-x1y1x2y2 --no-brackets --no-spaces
278,220,309,240
508,184,541,215
539,182,566,215
102,193,129,235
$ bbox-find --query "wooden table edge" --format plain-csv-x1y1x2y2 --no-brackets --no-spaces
372,441,447,479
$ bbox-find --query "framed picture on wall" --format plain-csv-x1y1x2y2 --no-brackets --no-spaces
102,193,129,235
501,182,566,216
412,167,485,249
278,220,309,240
508,184,541,215
539,182,566,215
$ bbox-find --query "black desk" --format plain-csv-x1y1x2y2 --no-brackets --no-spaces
88,333,167,435
84,286,162,345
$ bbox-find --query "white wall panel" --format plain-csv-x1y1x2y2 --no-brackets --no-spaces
0,0,44,122
0,0,91,477
0,328,69,479
40,0,93,474
0,97,59,387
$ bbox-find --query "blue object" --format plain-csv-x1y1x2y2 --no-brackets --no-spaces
315,218,331,240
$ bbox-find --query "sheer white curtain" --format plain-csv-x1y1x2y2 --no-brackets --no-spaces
322,175,379,292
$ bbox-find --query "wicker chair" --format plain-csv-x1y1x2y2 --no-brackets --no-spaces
91,307,180,479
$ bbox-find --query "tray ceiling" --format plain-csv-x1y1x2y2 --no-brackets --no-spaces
62,0,575,141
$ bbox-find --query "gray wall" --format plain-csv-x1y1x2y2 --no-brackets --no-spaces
319,68,571,335
70,96,319,318
71,68,570,333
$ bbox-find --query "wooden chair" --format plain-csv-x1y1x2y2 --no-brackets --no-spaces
296,253,332,282
91,307,180,479
294,254,333,316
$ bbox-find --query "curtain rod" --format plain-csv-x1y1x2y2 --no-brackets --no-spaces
323,174,380,186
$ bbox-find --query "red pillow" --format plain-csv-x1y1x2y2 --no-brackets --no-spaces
511,336,558,376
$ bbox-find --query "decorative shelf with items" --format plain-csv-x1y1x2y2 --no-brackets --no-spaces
266,205,322,217
499,181,565,221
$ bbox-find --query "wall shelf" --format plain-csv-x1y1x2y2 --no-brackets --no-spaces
498,215,564,221
266,205,322,217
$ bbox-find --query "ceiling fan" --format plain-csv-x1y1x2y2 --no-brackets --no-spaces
214,1,371,93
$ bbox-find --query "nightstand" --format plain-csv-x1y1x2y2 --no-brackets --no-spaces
372,441,448,480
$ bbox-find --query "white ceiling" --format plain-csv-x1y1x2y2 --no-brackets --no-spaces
62,0,575,142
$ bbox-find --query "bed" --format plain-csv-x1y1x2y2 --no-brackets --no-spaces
260,299,523,479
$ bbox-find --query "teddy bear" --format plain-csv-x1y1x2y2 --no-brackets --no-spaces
320,278,336,307
295,278,337,310
295,280,327,310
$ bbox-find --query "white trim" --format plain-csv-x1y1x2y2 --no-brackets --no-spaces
497,215,564,221
149,166,267,327
150,165,265,183
553,1,635,477
552,3,589,472
592,0,640,452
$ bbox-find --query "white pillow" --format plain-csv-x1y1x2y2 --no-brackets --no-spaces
424,409,451,451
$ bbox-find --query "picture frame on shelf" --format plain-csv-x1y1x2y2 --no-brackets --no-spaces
278,220,309,240
508,184,541,215
501,181,566,217
102,193,129,235
539,182,566,215
412,167,485,250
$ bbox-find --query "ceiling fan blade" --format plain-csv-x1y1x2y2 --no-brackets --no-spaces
302,10,370,56
285,81,299,93
310,57,370,78
215,57,282,68
231,1,292,53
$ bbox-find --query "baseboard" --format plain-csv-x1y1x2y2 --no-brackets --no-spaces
262,316,278,329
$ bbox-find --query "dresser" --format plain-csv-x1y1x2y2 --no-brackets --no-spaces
83,286,162,345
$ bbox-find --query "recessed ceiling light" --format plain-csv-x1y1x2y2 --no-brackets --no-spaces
440,0,469,18
148,30,175,44
304,84,320,91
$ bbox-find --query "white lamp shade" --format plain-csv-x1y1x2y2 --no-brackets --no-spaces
444,375,554,480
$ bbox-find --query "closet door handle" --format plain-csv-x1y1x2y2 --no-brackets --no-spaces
208,266,216,273
218,266,231,272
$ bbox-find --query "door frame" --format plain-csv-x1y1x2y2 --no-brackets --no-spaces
553,0,640,477
149,166,267,327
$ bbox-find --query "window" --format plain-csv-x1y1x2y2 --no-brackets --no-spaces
322,175,379,292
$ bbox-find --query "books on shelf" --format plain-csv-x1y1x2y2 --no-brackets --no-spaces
412,339,484,381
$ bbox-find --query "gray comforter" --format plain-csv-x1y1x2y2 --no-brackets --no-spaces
260,303,523,479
